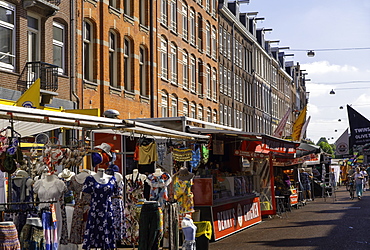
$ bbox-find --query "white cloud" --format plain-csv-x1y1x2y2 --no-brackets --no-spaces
301,61,358,75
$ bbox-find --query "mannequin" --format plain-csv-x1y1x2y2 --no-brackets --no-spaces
93,168,112,184
153,168,163,177
74,169,91,184
126,169,147,182
181,214,197,250
173,167,195,214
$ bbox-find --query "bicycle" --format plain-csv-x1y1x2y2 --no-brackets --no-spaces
347,177,355,200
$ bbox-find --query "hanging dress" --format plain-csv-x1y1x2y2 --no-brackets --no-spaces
146,173,172,207
173,176,195,215
122,174,145,246
67,175,91,244
82,176,117,250
111,179,125,243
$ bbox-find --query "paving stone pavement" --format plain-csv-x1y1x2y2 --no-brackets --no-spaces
209,186,370,250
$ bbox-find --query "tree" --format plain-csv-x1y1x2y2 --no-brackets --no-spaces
317,141,334,155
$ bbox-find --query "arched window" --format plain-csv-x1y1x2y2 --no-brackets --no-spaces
211,26,216,59
83,19,94,82
198,104,203,120
207,107,212,122
182,50,189,89
183,99,189,117
206,21,211,55
160,36,168,79
206,64,211,99
109,31,117,87
189,8,195,45
190,54,196,92
161,91,169,117
212,109,217,124
182,2,188,40
212,67,217,100
170,42,178,84
139,46,148,96
171,94,178,116
190,102,196,119
124,37,133,91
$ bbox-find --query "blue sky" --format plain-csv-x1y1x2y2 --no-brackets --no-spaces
240,0,370,144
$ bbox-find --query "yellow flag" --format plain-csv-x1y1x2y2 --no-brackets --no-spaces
15,78,41,109
291,106,307,141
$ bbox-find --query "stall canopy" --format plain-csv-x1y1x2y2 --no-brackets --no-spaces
186,126,299,155
0,104,209,141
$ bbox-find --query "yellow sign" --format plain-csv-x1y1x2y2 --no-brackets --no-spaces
14,78,41,109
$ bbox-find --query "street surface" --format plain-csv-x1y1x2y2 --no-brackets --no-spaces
209,186,370,250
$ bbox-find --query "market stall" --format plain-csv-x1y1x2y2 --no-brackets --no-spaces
0,103,211,249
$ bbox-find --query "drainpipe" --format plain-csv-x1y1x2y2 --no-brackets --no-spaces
70,0,80,108
149,0,155,118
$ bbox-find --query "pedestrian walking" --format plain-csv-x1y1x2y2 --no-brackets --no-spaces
351,167,364,200
299,168,312,201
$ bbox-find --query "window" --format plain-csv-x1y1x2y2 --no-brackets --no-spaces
190,102,196,119
170,43,177,84
83,20,93,81
205,0,210,12
197,14,203,51
109,31,117,87
139,46,148,96
124,38,133,91
219,27,223,55
161,92,169,117
182,3,188,40
206,65,211,99
110,0,117,9
219,66,223,93
161,0,168,26
27,15,40,63
160,37,168,79
227,32,231,59
0,1,14,71
171,95,178,116
220,104,223,125
212,68,217,100
205,22,210,55
212,0,216,16
211,26,216,59
198,104,203,120
53,22,65,74
207,108,211,122
197,59,203,96
170,0,177,32
212,109,217,124
182,51,188,89
139,0,147,25
189,9,195,45
190,55,196,92
183,99,189,116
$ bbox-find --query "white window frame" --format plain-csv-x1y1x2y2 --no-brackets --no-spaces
190,55,196,92
206,65,211,99
198,105,203,120
170,43,177,85
83,20,93,81
211,26,216,59
171,95,178,117
182,51,188,89
212,68,217,100
108,31,117,87
139,46,148,96
139,0,147,25
161,37,168,79
207,107,211,122
183,99,189,117
161,92,169,117
182,3,188,40
124,38,132,91
190,102,196,119
212,109,217,124
206,22,210,56
189,9,195,45
170,0,177,32
0,1,15,71
27,14,40,63
53,22,65,74
161,0,168,26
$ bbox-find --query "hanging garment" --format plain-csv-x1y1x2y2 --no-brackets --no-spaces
42,211,58,250
12,177,34,233
138,203,161,250
82,176,117,250
162,202,179,250
172,148,192,162
0,223,21,250
67,175,91,244
146,173,172,207
201,145,209,164
122,174,146,246
173,176,195,214
19,223,44,250
189,146,201,171
181,217,197,250
139,142,158,165
111,180,125,242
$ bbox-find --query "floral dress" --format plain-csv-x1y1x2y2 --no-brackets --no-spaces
82,176,117,250
67,175,91,244
122,174,145,246
111,180,125,242
173,176,195,214
146,173,172,207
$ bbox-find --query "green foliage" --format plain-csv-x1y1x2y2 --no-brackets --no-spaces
317,141,334,155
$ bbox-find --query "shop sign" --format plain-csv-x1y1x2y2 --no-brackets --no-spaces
212,197,261,240
234,150,268,158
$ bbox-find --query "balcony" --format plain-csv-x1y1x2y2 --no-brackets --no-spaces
23,0,60,17
17,62,59,93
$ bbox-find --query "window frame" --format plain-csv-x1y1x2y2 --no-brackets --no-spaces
108,31,118,87
124,37,133,91
0,1,15,71
53,22,66,74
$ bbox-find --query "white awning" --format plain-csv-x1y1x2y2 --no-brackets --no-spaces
0,104,209,141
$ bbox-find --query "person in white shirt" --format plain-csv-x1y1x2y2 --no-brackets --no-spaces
351,167,364,200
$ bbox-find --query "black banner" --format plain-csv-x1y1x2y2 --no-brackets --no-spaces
347,105,370,146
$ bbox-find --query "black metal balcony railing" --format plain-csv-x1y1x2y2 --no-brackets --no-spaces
17,62,59,92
